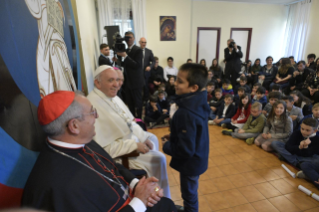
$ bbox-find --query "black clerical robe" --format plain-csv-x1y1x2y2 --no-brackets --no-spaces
22,140,176,212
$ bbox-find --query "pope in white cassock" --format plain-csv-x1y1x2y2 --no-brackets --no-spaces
87,65,170,198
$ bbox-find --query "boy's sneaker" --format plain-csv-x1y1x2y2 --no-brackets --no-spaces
208,120,216,125
246,137,255,145
221,123,227,128
222,130,232,136
296,170,309,180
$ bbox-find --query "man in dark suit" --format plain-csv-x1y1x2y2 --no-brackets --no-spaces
98,44,113,66
139,37,155,101
116,32,144,118
224,39,243,87
149,57,164,94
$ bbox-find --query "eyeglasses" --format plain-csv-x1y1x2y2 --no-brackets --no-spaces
81,107,98,119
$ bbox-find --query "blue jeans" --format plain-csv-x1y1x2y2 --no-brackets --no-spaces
209,112,231,125
300,162,319,190
180,175,199,212
269,82,290,90
209,111,217,120
271,141,319,167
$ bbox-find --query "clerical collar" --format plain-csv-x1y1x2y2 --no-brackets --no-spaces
48,137,85,149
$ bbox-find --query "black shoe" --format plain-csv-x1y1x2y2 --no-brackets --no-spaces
175,205,184,212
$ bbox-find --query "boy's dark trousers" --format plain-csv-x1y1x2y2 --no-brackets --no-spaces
144,114,169,128
180,174,199,212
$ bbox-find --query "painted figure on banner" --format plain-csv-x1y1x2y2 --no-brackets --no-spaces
160,16,176,41
25,0,77,97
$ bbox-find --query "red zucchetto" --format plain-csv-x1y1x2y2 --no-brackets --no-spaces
37,91,75,125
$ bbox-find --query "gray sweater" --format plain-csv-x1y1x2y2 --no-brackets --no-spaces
263,103,272,117
286,105,304,124
263,115,293,142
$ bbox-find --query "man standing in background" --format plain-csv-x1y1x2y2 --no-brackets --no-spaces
139,37,155,102
224,39,243,86
98,44,113,66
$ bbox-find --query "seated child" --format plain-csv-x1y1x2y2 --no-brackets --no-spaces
209,88,224,119
206,81,215,102
234,76,251,94
154,84,168,98
221,79,234,96
271,84,283,94
166,76,176,101
271,118,319,169
255,100,293,151
144,95,168,128
222,93,251,131
209,94,236,125
208,70,219,87
282,95,304,129
298,103,319,134
251,83,262,99
298,161,319,190
233,87,246,109
157,90,169,114
252,87,268,108
162,63,210,212
290,90,313,116
225,102,266,144
263,92,282,117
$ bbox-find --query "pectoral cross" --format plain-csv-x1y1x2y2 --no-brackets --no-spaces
121,185,130,200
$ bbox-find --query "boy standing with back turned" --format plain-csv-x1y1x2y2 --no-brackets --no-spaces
162,63,210,212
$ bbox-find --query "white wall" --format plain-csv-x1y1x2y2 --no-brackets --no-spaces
145,0,288,68
191,1,288,66
303,0,319,60
145,0,192,69
76,0,100,92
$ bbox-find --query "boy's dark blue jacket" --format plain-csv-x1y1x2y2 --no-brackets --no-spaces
163,90,210,176
252,95,268,108
285,130,319,157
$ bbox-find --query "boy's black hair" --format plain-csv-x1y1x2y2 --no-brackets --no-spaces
206,81,215,87
268,91,282,100
208,69,213,73
289,56,294,59
222,79,231,85
282,95,294,102
154,56,159,61
238,86,246,93
167,57,174,61
297,60,306,66
215,88,222,94
271,84,282,91
256,87,266,94
187,58,192,62
149,95,158,102
253,83,262,88
240,76,247,82
266,56,273,61
302,117,319,129
224,94,233,100
179,63,208,91
307,54,316,59
157,90,165,95
100,43,109,50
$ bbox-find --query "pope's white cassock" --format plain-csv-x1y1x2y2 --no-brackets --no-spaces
87,87,170,197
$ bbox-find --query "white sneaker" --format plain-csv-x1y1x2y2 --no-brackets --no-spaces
208,120,216,125
296,171,309,179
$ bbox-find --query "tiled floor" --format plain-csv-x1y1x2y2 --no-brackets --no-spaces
149,125,319,212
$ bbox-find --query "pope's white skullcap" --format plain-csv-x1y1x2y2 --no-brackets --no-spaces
94,65,113,78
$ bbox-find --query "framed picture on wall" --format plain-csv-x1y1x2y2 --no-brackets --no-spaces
160,16,176,41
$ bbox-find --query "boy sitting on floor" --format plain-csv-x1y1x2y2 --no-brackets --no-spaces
234,76,251,94
282,95,304,129
221,79,234,96
144,95,169,128
263,91,282,117
271,118,319,173
209,94,236,126
209,88,224,119
298,103,319,133
252,87,268,108
233,87,246,110
223,102,266,145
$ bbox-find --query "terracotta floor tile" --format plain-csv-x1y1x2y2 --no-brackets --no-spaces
232,161,254,173
255,169,281,181
282,177,316,189
250,199,279,212
198,195,213,212
206,166,225,179
284,192,318,211
304,207,319,212
269,179,297,195
214,147,234,155
168,174,178,186
211,155,231,165
268,196,301,212
211,177,236,191
227,173,252,188
238,185,266,202
205,193,231,211
231,203,257,212
218,164,240,176
215,208,234,212
199,172,210,181
221,189,249,207
270,167,291,178
235,152,255,161
170,185,182,201
242,171,267,184
228,146,247,154
223,154,243,163
199,179,219,195
258,156,282,168
253,182,282,198
245,159,268,170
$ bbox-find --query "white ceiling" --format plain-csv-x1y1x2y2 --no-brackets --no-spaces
193,0,302,5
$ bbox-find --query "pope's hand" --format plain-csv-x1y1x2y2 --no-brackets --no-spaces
137,142,149,154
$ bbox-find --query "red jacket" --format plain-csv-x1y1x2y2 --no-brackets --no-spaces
232,104,251,123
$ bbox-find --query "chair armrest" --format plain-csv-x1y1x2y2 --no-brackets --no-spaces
117,150,140,169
